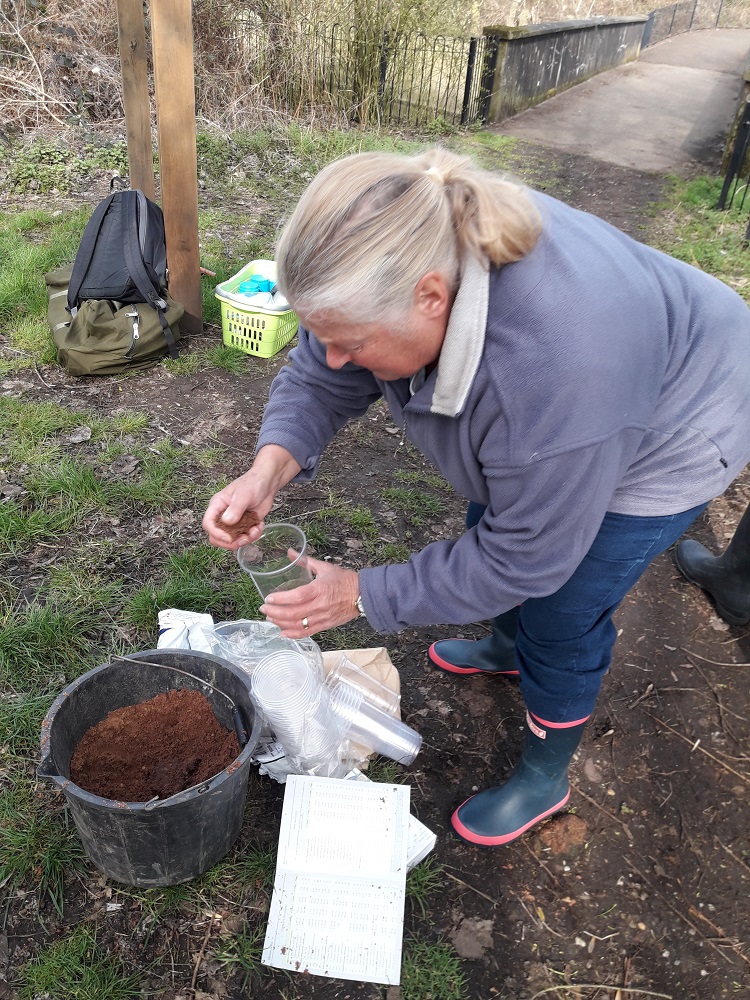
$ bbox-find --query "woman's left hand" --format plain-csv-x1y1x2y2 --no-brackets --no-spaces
260,556,361,639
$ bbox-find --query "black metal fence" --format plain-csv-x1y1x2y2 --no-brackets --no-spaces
234,3,734,130
642,0,727,47
718,99,750,240
235,17,496,127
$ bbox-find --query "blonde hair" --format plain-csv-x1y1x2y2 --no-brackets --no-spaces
275,147,542,324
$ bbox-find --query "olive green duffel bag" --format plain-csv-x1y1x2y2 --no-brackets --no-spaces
45,264,183,377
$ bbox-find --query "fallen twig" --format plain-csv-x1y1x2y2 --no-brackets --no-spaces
189,919,214,994
528,987,672,999
687,902,750,965
628,682,655,708
714,835,750,871
680,647,749,668
520,839,559,885
33,362,53,389
443,869,499,909
644,713,750,785
626,858,750,969
684,654,747,724
569,782,634,841
511,891,563,938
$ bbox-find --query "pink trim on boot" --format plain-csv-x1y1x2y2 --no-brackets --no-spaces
529,711,591,729
451,790,571,846
427,641,520,676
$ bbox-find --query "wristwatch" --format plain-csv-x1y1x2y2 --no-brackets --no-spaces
356,594,366,617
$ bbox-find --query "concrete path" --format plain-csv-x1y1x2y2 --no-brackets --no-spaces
496,28,750,174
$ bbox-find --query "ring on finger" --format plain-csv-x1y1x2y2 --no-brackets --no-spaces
301,617,309,628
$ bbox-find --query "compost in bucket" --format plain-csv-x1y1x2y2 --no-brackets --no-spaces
70,688,240,801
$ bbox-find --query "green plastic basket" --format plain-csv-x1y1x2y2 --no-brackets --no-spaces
215,260,298,359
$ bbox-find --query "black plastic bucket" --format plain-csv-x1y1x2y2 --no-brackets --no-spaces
38,649,262,887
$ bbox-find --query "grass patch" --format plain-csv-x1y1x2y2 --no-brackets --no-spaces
401,935,468,1000
0,495,83,551
214,922,266,991
18,925,145,1000
319,625,367,651
0,398,148,453
48,564,124,614
0,600,101,688
124,544,260,635
1,451,197,552
366,757,406,784
395,469,453,491
373,540,412,563
5,140,129,195
467,130,520,154
382,487,445,525
653,174,750,300
305,522,332,550
1,781,87,916
0,690,55,759
0,209,88,367
164,344,253,376
347,504,378,539
406,857,446,918
227,842,278,893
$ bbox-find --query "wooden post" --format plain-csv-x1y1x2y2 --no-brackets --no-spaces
150,0,203,332
116,0,155,199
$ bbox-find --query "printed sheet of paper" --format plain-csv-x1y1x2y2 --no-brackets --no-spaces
345,768,436,870
262,774,410,984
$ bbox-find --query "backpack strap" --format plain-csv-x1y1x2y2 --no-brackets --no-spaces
122,191,179,358
67,193,117,316
155,302,180,359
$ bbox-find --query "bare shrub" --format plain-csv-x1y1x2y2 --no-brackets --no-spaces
0,0,123,130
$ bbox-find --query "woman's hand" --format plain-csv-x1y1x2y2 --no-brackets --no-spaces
260,557,361,639
202,445,302,550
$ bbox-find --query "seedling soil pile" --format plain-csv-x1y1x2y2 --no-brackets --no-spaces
70,689,240,800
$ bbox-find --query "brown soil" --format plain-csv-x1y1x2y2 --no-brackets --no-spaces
4,137,750,1000
221,507,260,540
70,689,240,801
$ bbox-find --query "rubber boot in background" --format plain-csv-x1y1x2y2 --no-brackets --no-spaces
428,607,520,676
674,502,750,625
451,711,587,846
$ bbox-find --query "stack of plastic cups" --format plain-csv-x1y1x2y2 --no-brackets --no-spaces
328,680,422,765
250,650,342,771
325,653,401,716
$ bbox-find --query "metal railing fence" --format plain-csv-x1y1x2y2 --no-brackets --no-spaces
643,0,728,47
233,17,495,127
718,99,750,242
229,3,736,130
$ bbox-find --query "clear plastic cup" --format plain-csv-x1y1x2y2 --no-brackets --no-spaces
236,523,312,601
325,652,401,716
328,680,422,765
251,651,342,766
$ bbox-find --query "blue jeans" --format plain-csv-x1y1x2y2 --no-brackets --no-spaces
466,500,708,723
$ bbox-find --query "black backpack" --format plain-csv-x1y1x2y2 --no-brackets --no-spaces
67,189,179,359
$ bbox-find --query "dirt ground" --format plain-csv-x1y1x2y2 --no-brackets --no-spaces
4,138,750,999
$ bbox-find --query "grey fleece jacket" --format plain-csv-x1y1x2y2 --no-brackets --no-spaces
256,192,750,634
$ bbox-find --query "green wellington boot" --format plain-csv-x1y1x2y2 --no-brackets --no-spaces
674,503,750,626
428,608,520,676
451,712,587,845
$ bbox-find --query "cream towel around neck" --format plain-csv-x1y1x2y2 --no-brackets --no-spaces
430,253,489,418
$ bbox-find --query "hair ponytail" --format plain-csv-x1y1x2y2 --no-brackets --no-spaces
276,147,541,324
